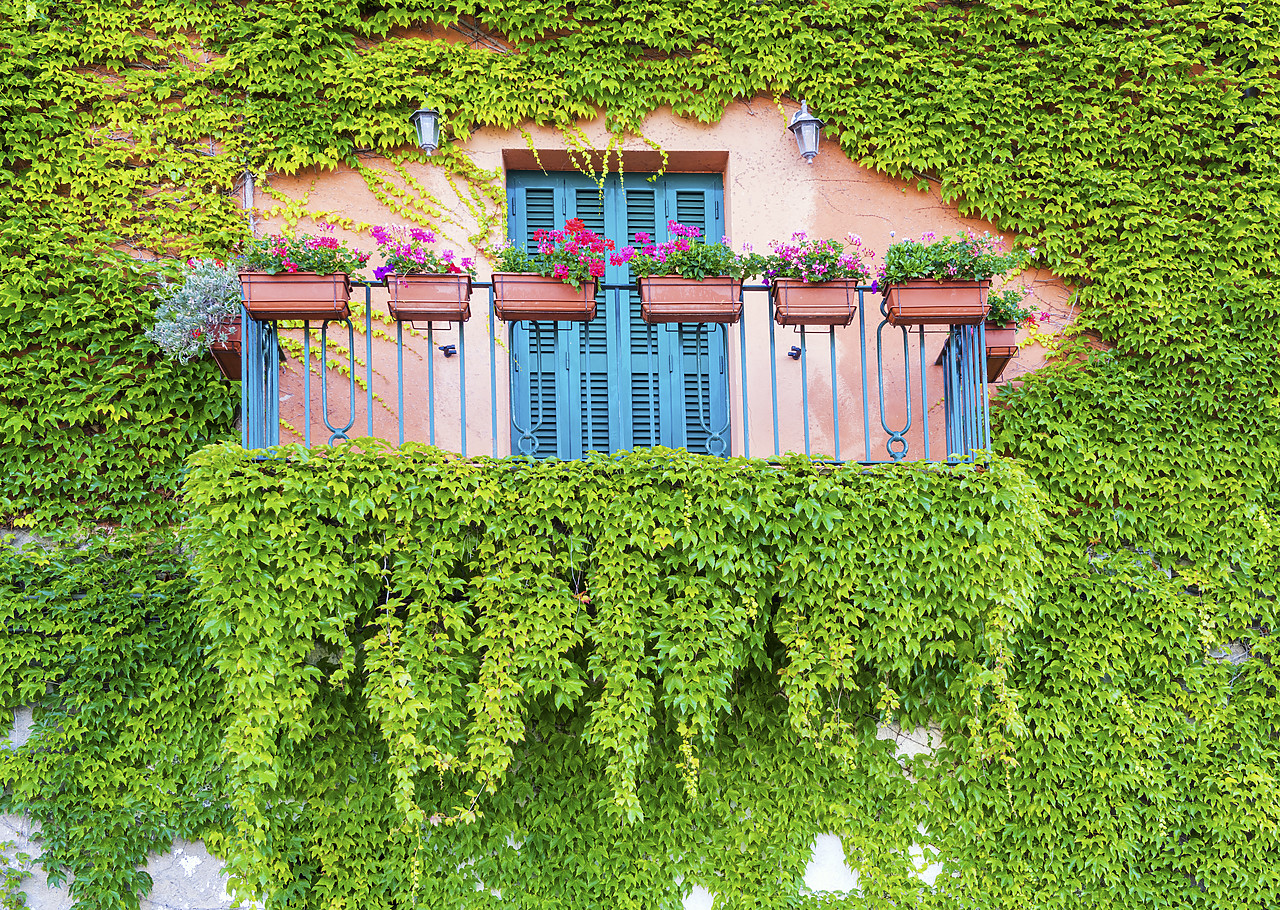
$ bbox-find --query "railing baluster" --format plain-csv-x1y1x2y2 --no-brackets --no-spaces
829,327,840,464
365,285,373,437
918,325,930,463
303,320,312,449
858,290,871,463
427,323,436,447
267,323,279,447
459,320,468,457
979,321,992,455
768,306,780,457
396,319,405,446
738,293,750,458
800,325,810,457
486,284,497,457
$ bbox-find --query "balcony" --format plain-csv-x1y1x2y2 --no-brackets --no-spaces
237,281,997,463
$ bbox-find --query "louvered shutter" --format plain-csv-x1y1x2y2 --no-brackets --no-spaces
662,177,730,455
567,186,611,456
506,172,729,458
507,179,569,458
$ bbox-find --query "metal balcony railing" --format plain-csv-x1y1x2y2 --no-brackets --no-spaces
239,282,992,463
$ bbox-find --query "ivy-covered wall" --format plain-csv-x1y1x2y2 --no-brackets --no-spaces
2,0,1279,908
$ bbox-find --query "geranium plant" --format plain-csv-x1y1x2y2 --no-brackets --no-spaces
146,258,242,363
236,231,369,276
615,221,767,281
495,218,612,288
985,286,1036,324
371,225,476,282
764,232,874,284
876,230,1027,287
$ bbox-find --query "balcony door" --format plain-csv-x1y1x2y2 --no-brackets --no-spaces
507,171,730,459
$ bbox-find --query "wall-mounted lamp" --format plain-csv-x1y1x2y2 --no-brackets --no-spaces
409,103,442,154
788,101,823,163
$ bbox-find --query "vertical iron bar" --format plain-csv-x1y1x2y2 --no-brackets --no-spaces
239,305,250,448
919,325,930,462
365,284,373,437
267,323,279,447
427,324,436,447
738,300,750,458
800,326,811,457
303,321,312,449
488,285,498,457
396,320,405,446
963,325,974,457
829,327,840,463
858,289,871,463
459,320,468,457
769,308,780,456
979,320,992,456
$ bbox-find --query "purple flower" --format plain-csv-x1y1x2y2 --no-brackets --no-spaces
374,264,393,281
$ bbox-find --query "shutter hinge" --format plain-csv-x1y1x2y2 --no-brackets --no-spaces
715,200,720,220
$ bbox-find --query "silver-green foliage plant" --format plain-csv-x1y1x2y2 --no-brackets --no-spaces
145,259,242,364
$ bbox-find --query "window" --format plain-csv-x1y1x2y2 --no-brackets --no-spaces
507,172,731,458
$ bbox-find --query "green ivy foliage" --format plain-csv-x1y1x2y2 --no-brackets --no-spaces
2,0,1279,908
180,443,1044,908
0,534,229,910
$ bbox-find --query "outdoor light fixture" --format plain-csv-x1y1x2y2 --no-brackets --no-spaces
409,103,442,153
788,101,823,162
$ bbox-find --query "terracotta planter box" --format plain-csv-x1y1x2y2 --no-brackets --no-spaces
984,320,1019,382
238,271,352,322
208,315,241,381
883,279,990,326
770,278,859,327
638,275,743,325
492,273,597,322
385,273,472,323
983,320,1019,350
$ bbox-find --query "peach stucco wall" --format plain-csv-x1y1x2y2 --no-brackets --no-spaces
253,101,1074,459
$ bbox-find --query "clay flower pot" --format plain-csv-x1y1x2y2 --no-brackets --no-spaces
770,278,859,327
882,279,990,326
238,271,353,321
983,320,1019,382
385,273,472,323
492,273,597,322
208,316,241,381
638,275,743,325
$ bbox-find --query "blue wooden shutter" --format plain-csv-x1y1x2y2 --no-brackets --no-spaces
662,177,730,455
507,171,729,458
508,178,569,458
568,185,611,457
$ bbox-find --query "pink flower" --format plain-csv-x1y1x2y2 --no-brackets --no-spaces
552,264,568,279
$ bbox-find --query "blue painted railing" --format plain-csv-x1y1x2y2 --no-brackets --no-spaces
240,282,992,463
